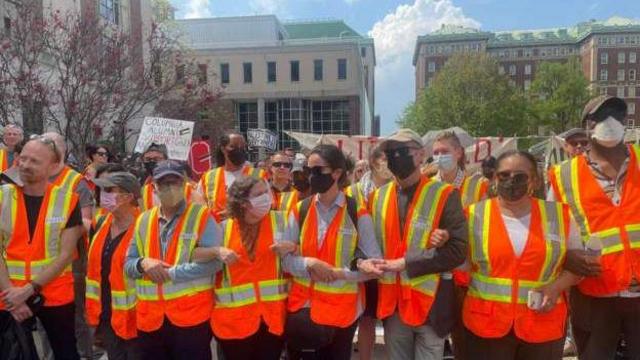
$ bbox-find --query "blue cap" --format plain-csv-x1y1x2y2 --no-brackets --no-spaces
152,160,186,181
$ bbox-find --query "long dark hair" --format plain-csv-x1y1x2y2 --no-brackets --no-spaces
310,144,347,188
215,130,244,167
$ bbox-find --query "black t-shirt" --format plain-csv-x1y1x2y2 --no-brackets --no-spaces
24,194,83,240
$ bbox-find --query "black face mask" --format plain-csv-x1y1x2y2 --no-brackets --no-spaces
143,161,157,175
309,173,335,194
293,177,310,192
497,178,529,202
387,154,416,180
227,148,247,166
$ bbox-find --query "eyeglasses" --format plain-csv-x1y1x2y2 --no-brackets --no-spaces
384,146,419,159
96,151,109,157
272,162,293,169
309,166,332,176
496,171,529,184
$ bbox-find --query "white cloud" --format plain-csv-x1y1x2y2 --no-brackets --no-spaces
249,0,289,14
368,0,479,134
184,0,212,19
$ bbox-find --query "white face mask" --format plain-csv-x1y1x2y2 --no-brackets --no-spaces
433,154,456,172
249,192,272,218
591,116,625,148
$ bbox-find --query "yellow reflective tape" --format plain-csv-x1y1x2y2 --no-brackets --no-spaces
481,200,492,275
538,200,553,282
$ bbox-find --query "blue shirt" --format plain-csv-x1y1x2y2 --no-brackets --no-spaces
125,201,222,283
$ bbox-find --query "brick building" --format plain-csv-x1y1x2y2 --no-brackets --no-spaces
414,17,640,128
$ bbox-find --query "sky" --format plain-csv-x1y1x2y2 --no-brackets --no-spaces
170,0,640,135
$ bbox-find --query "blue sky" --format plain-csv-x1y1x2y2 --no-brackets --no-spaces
171,0,640,135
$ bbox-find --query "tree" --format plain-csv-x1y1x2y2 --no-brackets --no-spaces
0,1,224,159
529,56,591,132
399,53,530,137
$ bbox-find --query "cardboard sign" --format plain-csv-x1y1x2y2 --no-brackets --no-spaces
247,129,278,151
134,117,194,160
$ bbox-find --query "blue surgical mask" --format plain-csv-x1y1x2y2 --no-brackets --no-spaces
433,154,456,172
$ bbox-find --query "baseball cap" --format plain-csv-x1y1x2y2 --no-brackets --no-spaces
152,160,186,181
559,128,587,141
143,142,168,158
292,157,307,173
379,128,424,151
581,95,627,122
93,172,141,198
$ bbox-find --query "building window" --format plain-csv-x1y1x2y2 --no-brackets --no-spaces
175,65,185,84
630,52,637,64
100,0,119,24
599,87,608,96
243,62,252,84
237,102,258,135
290,61,300,82
509,65,516,76
618,52,626,64
617,86,625,98
312,100,351,135
600,52,608,65
314,59,323,81
198,64,207,85
600,69,608,81
524,79,531,91
279,98,310,150
630,70,637,82
338,59,347,80
629,102,636,115
267,61,276,83
629,86,636,97
220,63,230,84
524,64,532,75
618,69,625,81
428,61,436,73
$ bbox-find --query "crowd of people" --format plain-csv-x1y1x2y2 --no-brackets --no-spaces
0,94,638,360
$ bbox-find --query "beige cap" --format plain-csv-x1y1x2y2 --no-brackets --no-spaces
379,128,423,150
581,95,627,122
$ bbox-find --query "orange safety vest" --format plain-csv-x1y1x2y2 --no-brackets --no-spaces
0,184,78,308
463,198,570,343
51,165,84,192
344,182,367,208
199,166,266,217
370,175,452,326
92,207,108,228
548,144,640,296
211,211,289,339
133,203,213,332
0,148,14,172
141,182,196,211
85,213,138,340
272,190,299,213
287,194,364,328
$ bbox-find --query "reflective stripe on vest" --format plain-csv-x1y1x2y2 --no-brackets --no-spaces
134,204,211,301
52,166,83,192
460,174,487,208
467,199,566,303
0,149,8,171
214,212,289,308
276,191,298,212
1,184,75,281
203,166,263,209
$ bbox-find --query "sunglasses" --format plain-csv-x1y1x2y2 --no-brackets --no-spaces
29,134,60,159
96,151,109,156
309,166,332,176
567,140,589,147
272,161,293,169
496,171,529,184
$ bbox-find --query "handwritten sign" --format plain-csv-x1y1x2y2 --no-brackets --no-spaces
247,129,278,151
134,117,194,160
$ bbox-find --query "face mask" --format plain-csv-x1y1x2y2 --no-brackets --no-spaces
227,148,247,166
433,154,457,172
591,116,625,148
387,154,416,180
143,161,157,175
497,178,529,202
249,192,272,218
310,173,335,194
292,177,310,192
100,192,119,212
157,185,184,207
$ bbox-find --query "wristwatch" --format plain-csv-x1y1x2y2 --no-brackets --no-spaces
30,281,42,295
136,258,145,274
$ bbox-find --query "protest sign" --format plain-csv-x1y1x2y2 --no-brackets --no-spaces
134,117,194,161
247,129,278,151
